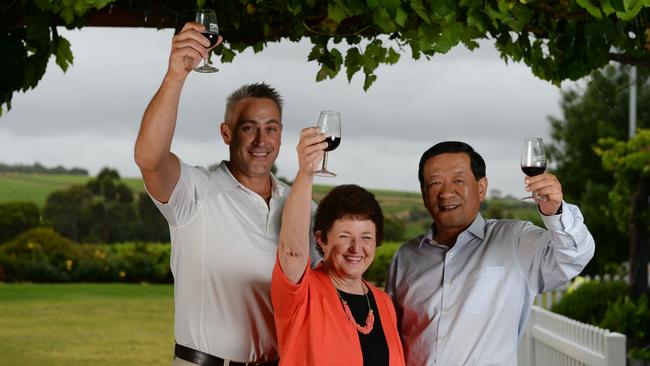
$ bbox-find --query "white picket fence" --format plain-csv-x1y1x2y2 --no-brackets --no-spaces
518,306,627,366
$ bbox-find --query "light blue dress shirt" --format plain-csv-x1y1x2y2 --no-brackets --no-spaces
385,202,595,366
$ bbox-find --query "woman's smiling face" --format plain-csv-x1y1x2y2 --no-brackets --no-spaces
318,217,377,281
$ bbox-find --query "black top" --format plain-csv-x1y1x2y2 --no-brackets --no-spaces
338,289,390,366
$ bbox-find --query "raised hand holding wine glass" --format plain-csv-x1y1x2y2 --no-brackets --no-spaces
194,9,220,73
520,137,547,201
314,111,341,177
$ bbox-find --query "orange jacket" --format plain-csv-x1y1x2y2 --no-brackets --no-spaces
271,259,406,366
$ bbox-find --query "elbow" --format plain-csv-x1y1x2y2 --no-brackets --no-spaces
278,240,308,260
134,144,162,173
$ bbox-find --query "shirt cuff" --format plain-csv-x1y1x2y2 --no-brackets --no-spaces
541,201,577,232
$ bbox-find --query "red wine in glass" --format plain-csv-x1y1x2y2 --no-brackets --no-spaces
194,9,219,73
201,32,219,47
521,166,546,177
314,111,341,177
324,136,341,152
521,137,547,200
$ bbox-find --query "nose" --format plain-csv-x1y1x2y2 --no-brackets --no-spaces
438,181,456,198
348,239,362,253
252,127,263,145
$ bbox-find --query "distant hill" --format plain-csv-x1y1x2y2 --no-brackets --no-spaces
0,171,542,244
0,162,88,176
0,172,421,213
0,173,145,207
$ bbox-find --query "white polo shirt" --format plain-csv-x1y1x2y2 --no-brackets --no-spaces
150,160,303,362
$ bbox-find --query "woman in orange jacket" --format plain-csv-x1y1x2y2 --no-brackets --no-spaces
271,127,406,366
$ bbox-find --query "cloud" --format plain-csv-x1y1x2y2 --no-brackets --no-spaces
1,27,574,196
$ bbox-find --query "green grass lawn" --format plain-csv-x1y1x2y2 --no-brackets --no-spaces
0,283,174,366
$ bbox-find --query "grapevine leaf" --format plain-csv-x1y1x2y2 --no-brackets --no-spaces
344,47,362,81
54,36,74,71
395,6,408,27
577,0,603,18
363,73,377,90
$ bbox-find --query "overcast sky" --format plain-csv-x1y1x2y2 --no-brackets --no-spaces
1,27,576,197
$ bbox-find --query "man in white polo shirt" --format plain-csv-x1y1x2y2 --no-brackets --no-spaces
134,22,314,366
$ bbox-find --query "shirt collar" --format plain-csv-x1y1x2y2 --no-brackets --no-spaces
219,160,285,198
418,213,486,248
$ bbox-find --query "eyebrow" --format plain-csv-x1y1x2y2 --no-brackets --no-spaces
427,169,469,179
238,119,281,125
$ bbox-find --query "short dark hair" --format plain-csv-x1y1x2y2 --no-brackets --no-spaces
313,185,384,256
418,141,486,187
224,82,283,122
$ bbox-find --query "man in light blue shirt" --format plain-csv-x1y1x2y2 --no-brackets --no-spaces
385,141,594,366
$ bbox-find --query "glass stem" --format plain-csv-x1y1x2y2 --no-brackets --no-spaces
321,152,329,171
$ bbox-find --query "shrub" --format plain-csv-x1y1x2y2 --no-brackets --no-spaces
0,230,172,283
601,295,650,345
111,243,172,283
551,280,629,325
0,227,77,282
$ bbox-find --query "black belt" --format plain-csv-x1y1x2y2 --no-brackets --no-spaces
174,343,279,366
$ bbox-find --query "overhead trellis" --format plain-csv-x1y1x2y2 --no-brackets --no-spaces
1,0,649,114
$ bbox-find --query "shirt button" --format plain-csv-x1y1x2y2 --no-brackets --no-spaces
439,335,446,341
441,308,448,314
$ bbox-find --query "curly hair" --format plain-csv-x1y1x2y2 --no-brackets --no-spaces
313,184,384,256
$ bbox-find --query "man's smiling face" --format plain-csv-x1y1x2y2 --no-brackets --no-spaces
422,152,487,239
222,97,282,180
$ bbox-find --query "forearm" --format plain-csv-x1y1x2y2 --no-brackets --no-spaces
543,202,595,260
531,202,595,291
278,172,314,283
134,76,185,171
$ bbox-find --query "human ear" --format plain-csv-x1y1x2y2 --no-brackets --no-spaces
315,230,327,254
478,177,488,201
220,122,232,145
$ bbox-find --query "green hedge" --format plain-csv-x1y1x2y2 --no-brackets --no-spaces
551,280,629,325
552,280,650,361
0,227,402,286
365,242,401,286
0,227,171,283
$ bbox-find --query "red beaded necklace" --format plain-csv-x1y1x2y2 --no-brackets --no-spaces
336,287,375,335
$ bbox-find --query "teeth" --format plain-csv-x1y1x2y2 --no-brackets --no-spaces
344,256,363,261
251,152,269,157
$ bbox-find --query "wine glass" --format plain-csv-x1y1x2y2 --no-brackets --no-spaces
314,110,341,177
520,137,547,201
194,9,219,73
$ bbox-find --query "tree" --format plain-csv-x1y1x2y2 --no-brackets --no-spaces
0,201,41,244
43,185,93,242
136,191,170,242
2,0,649,113
547,65,650,274
85,167,137,243
597,129,650,298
